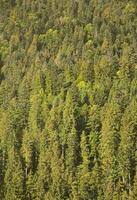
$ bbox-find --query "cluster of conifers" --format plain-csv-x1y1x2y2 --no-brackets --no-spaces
0,0,136,199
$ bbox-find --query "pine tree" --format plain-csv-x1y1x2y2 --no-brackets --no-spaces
4,148,24,200
119,99,137,198
100,102,122,199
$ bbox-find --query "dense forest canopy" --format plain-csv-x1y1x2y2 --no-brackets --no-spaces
0,0,137,199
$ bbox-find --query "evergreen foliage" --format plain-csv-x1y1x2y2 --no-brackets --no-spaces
0,0,137,199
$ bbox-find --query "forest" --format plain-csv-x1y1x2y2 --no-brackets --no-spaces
0,0,137,199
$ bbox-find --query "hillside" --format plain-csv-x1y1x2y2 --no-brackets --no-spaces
0,0,137,199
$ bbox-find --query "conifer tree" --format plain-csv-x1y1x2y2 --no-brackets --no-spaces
4,148,24,200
